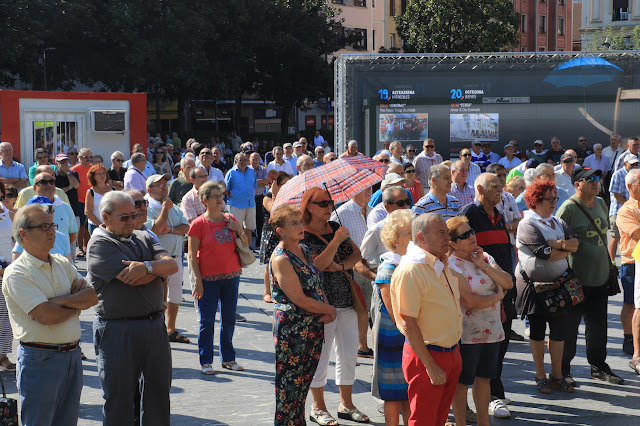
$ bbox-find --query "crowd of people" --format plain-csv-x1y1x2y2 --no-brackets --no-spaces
0,131,636,425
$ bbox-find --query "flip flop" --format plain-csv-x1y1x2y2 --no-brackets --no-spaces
168,331,190,343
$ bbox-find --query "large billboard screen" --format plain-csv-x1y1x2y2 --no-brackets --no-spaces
335,52,640,158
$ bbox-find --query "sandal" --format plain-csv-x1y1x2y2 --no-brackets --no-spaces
263,293,273,303
535,377,552,394
310,409,338,426
337,404,369,423
76,249,85,258
201,364,215,375
630,358,640,375
221,361,244,371
168,331,190,343
550,375,575,393
0,356,16,371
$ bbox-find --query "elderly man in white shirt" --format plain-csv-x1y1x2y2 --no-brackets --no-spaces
583,144,612,175
266,146,294,176
555,152,577,196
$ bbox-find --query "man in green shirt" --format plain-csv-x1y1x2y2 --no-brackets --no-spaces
556,167,624,386
171,131,182,151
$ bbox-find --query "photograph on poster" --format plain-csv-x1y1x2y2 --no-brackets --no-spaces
450,113,499,142
379,113,428,142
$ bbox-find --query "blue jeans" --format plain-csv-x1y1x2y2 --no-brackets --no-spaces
17,344,83,426
198,276,239,365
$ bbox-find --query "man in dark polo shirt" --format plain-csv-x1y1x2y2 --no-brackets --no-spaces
87,191,178,426
460,172,515,419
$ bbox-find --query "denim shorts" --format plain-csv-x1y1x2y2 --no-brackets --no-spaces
621,263,635,305
458,342,500,385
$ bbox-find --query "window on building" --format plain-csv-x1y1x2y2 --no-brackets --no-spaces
390,33,396,49
521,14,527,32
613,0,629,21
331,0,344,4
539,46,546,51
401,0,407,14
389,0,395,16
558,17,565,35
539,15,546,33
558,0,565,5
372,29,376,51
352,28,368,50
521,47,527,52
354,0,366,7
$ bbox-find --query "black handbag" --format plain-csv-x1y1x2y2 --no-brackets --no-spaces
0,374,18,426
568,199,621,296
520,269,572,317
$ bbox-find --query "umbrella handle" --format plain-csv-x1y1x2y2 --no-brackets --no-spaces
323,182,342,226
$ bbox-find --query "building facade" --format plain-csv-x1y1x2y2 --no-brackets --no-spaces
581,0,640,49
514,0,573,51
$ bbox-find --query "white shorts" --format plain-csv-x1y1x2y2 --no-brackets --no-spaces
229,206,256,231
167,258,184,304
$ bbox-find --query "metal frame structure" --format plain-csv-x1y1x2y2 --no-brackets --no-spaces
334,50,640,155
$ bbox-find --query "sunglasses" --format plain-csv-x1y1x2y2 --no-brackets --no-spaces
461,153,471,157
35,179,56,186
405,169,416,174
407,150,415,153
329,157,337,161
317,151,325,154
311,200,333,208
108,212,139,222
25,222,58,232
200,151,212,156
134,200,149,208
82,155,93,159
579,139,587,142
425,145,435,149
114,159,124,163
579,175,601,183
453,228,476,241
388,199,411,207
453,228,475,241
563,159,575,163
5,193,17,199
380,159,390,163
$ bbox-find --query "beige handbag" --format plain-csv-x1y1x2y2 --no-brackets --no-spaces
226,214,256,267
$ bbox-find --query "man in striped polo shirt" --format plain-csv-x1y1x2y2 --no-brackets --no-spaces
411,164,460,219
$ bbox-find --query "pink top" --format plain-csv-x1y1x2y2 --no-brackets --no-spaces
188,214,242,277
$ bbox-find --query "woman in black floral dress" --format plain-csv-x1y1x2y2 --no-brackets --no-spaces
269,204,336,426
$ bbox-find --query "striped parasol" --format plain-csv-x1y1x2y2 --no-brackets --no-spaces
341,155,388,178
272,159,382,210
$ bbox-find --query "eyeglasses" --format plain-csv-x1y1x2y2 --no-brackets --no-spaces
579,175,601,183
108,212,139,222
579,139,587,142
208,194,224,201
35,179,56,186
114,159,124,163
133,200,149,208
380,159,390,164
311,200,333,208
542,196,560,203
453,228,475,241
82,155,93,160
563,159,575,163
425,145,435,149
25,223,58,232
194,174,208,179
405,169,416,174
461,153,471,157
388,199,411,207
317,151,325,154
407,150,415,153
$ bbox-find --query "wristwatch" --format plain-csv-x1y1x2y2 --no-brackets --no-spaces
144,261,153,274
543,246,552,255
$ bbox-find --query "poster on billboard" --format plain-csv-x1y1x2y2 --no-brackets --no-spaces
449,113,499,142
378,106,429,143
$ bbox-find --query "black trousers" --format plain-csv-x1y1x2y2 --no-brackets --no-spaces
255,195,264,245
562,284,609,376
490,318,511,399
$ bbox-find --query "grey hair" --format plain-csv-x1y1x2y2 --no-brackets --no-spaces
272,146,283,154
314,146,324,153
382,185,405,204
412,213,443,243
0,142,12,151
110,151,124,161
625,168,640,186
131,152,146,165
189,165,206,179
475,173,494,191
234,153,247,164
199,180,226,202
524,168,537,186
13,204,47,245
450,160,466,172
593,143,603,150
535,162,554,176
486,163,505,175
99,191,134,218
429,163,449,182
348,140,358,148
611,133,621,139
79,147,92,157
180,156,196,168
389,141,402,150
380,149,392,158
405,144,415,151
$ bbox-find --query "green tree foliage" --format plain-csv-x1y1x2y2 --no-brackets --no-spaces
394,0,520,53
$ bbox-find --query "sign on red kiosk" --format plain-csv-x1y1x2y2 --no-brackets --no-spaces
305,116,316,127
322,116,334,127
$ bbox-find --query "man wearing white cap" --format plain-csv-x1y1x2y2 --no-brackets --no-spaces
498,143,521,172
528,140,547,164
282,143,298,176
145,173,190,343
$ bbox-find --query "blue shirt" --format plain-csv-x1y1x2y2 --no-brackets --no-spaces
0,160,28,180
13,230,71,257
225,166,257,209
411,192,460,219
609,167,629,216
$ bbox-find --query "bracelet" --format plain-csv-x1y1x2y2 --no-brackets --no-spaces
239,229,245,236
341,263,345,271
561,240,566,250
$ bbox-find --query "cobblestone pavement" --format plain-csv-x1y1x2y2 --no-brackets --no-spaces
2,256,639,425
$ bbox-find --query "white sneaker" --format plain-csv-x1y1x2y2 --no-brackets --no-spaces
489,399,511,418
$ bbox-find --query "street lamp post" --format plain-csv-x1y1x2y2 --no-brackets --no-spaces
43,47,56,91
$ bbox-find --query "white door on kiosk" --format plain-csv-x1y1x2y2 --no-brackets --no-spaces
23,111,85,166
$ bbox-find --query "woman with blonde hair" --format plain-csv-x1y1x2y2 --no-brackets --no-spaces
505,176,526,199
302,187,369,425
269,204,336,425
447,215,514,426
372,209,412,426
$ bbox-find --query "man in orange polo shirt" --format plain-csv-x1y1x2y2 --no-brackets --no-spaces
70,147,93,257
616,168,640,370
391,213,463,426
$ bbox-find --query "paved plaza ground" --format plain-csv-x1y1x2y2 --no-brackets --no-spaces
2,255,640,425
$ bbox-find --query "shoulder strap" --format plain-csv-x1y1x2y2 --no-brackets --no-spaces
568,198,611,257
